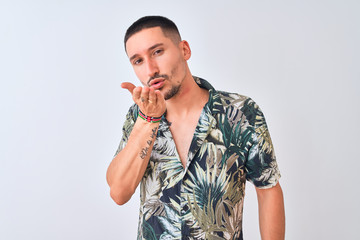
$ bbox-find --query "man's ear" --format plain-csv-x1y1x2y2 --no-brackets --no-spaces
180,40,191,60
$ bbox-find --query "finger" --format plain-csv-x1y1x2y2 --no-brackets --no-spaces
132,86,142,101
121,82,136,94
155,90,165,105
140,86,150,102
148,87,156,104
155,90,165,103
155,90,166,115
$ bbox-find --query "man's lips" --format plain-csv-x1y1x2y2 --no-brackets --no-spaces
149,78,165,89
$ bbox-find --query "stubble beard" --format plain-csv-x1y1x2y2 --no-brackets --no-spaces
163,84,181,100
149,61,185,100
150,73,182,100
147,75,181,100
163,63,186,100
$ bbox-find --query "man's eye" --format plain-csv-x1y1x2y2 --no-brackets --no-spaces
134,59,142,65
153,49,163,55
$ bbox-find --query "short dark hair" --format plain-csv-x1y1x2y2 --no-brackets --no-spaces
124,16,181,50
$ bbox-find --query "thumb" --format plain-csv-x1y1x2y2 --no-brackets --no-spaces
121,82,136,94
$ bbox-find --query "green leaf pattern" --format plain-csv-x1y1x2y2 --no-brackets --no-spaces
116,77,280,239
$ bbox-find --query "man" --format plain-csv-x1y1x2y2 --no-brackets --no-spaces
107,16,285,240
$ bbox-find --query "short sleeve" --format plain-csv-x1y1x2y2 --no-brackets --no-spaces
243,99,281,189
113,104,138,158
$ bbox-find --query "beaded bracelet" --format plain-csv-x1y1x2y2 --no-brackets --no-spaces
138,110,162,123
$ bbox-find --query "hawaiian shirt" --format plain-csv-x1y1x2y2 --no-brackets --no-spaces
115,77,281,240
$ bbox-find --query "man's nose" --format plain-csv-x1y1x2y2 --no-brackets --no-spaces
145,59,159,77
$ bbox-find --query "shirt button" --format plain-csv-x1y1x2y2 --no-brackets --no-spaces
181,205,189,214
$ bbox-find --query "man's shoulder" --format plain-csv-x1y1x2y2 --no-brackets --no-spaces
195,76,252,106
216,89,249,101
210,88,264,127
212,88,256,110
196,76,262,122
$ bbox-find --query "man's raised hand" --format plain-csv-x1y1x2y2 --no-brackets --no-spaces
121,82,166,118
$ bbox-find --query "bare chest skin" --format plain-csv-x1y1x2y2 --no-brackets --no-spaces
169,112,201,168
166,87,209,168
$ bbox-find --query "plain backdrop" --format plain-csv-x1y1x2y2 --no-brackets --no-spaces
1,0,359,239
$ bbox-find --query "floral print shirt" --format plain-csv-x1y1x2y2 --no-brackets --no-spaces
115,77,281,240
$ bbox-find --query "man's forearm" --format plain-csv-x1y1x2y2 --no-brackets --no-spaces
106,119,159,205
256,183,285,240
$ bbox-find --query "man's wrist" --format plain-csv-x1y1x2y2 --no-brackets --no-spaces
138,110,162,123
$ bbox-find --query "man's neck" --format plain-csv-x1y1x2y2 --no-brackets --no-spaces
165,75,209,120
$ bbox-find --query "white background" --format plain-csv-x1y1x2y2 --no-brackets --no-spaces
1,0,359,239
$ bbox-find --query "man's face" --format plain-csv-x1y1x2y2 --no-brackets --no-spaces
125,27,189,100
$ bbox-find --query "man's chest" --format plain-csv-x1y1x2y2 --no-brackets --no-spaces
169,118,199,168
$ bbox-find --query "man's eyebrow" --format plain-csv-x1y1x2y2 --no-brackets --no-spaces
148,43,164,51
129,43,164,61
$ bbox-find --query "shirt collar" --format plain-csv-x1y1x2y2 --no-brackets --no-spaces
193,76,225,116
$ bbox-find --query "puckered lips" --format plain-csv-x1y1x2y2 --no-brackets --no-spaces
149,78,165,89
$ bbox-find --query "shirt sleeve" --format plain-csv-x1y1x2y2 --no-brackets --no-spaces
243,99,281,189
113,104,138,158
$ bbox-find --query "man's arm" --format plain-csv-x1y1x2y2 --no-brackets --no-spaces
106,83,166,205
255,182,285,240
